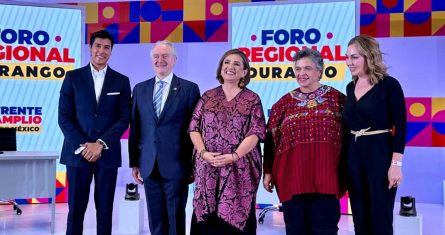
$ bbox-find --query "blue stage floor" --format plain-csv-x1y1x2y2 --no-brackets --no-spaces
1,186,444,235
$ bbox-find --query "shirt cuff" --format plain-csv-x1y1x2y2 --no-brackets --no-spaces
74,146,85,155
96,139,109,150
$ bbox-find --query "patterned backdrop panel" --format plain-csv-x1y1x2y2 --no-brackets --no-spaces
406,97,445,147
361,0,445,37
15,172,68,203
72,0,445,43
69,0,229,43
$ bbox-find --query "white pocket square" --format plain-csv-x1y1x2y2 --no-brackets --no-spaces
106,92,120,95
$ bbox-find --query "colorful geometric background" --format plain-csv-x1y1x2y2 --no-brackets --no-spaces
70,0,230,43
406,98,445,147
360,0,445,37
16,0,442,204
68,0,445,44
15,172,67,203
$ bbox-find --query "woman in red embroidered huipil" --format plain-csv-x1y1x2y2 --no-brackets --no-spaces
263,48,347,235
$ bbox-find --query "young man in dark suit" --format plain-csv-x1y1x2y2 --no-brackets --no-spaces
58,29,131,235
128,41,200,235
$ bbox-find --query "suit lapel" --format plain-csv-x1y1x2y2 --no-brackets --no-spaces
83,66,97,106
144,78,157,120
159,75,181,120
97,68,113,108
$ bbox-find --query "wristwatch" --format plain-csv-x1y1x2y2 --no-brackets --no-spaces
96,139,107,149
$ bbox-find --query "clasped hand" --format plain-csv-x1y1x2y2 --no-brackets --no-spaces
80,142,103,162
201,151,236,167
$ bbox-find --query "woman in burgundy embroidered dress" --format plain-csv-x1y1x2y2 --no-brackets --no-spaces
263,48,347,235
188,49,266,234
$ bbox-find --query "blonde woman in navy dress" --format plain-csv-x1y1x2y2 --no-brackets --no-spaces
343,35,407,235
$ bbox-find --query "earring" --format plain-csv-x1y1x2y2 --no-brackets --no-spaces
239,78,245,88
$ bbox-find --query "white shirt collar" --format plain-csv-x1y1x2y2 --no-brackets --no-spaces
155,72,173,85
90,63,107,77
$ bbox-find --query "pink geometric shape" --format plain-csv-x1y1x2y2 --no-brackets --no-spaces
406,123,432,146
361,2,377,14
206,0,227,20
405,0,432,13
432,110,445,122
121,128,129,139
340,193,351,214
206,21,227,42
375,14,390,37
35,198,51,203
98,2,121,24
433,24,445,36
117,22,139,42
406,97,431,122
150,21,182,43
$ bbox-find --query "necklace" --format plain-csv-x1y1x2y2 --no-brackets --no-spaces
290,85,329,108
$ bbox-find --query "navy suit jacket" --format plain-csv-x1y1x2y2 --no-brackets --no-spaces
128,74,200,179
58,64,131,168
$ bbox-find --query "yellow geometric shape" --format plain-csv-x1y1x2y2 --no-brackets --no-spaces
103,6,115,19
410,102,426,117
404,0,417,11
432,98,445,117
140,22,151,43
249,63,347,81
361,0,377,8
432,12,445,35
184,0,205,21
322,63,347,81
390,13,404,37
210,3,224,16
57,172,67,186
165,23,184,43
0,62,74,80
348,199,352,214
80,3,98,24
31,198,39,203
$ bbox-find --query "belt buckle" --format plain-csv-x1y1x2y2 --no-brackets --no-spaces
354,127,370,142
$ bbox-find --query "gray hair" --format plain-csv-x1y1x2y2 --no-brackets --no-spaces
293,48,324,72
150,40,177,58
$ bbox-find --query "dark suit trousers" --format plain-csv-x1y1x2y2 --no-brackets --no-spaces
143,163,188,235
66,165,118,235
281,193,340,235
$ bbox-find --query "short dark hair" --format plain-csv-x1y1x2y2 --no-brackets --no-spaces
216,49,251,88
89,30,114,49
293,48,324,72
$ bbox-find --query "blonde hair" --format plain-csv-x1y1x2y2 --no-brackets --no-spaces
348,35,388,85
